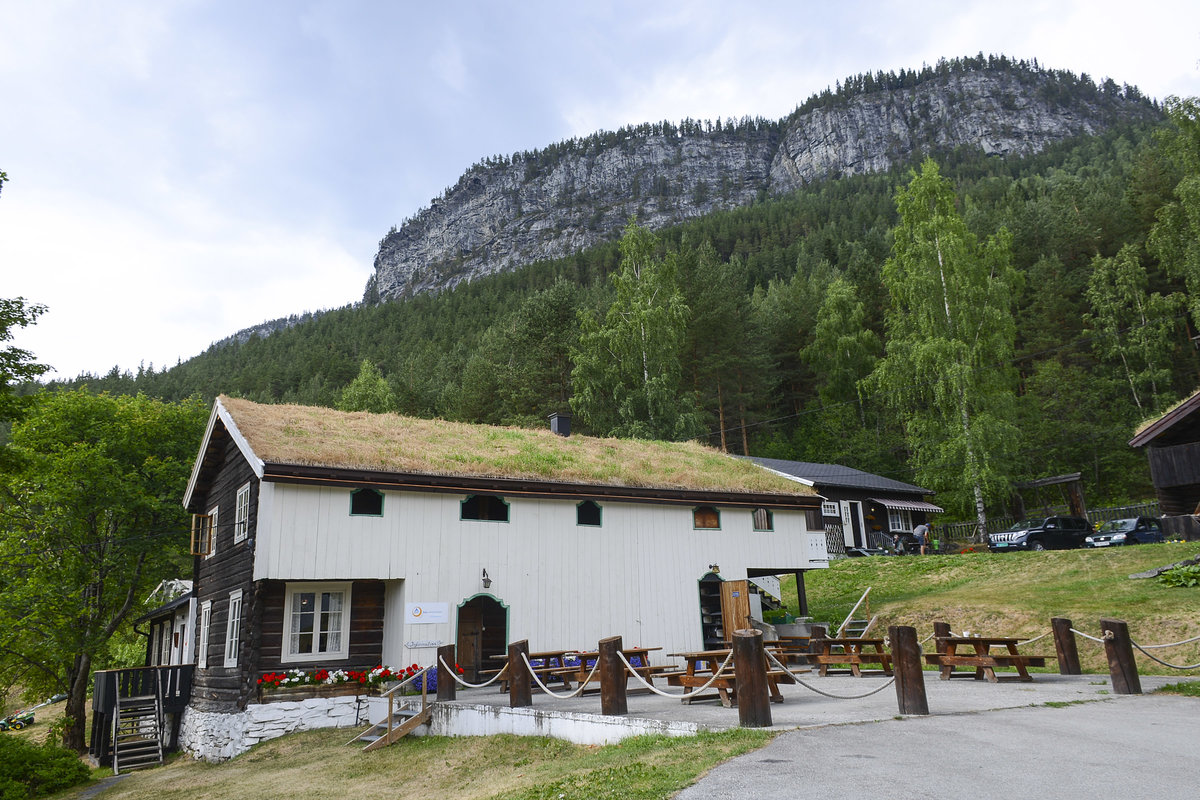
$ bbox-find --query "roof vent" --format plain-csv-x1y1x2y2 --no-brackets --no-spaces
549,412,571,437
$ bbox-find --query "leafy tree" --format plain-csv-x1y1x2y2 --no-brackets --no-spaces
337,359,398,413
866,159,1023,535
1085,244,1183,414
1148,96,1200,330
0,390,208,751
570,221,700,440
1,297,48,426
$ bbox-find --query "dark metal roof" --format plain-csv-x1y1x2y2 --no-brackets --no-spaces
746,457,934,495
134,590,193,625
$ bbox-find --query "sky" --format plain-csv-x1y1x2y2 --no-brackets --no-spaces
2,1,1199,380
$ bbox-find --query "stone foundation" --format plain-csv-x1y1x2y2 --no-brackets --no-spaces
180,695,370,762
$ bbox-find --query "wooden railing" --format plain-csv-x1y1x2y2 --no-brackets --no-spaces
89,664,194,766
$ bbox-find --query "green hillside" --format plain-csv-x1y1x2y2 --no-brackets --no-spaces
790,543,1200,675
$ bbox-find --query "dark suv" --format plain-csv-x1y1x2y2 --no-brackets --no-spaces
988,516,1091,551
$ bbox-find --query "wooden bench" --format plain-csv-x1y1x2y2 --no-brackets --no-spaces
809,638,894,677
928,636,1056,683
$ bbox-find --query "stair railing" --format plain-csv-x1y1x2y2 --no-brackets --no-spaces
381,667,429,742
836,587,872,637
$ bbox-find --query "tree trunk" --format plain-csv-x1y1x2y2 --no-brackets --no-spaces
716,380,728,452
64,652,91,752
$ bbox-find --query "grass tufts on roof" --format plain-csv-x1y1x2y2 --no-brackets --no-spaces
219,396,812,496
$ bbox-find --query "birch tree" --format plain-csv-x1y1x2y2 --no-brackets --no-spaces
865,159,1022,536
570,221,700,440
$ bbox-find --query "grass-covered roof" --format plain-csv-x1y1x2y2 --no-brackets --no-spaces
219,396,813,496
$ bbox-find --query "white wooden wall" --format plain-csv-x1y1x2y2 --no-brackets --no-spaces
254,483,828,666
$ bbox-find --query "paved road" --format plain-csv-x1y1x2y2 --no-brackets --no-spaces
674,694,1199,800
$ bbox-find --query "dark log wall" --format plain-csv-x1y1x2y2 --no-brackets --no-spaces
256,580,385,674
1148,442,1200,490
191,433,259,712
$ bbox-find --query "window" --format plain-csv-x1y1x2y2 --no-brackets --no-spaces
205,506,218,559
821,501,839,518
461,494,509,522
887,508,913,531
234,483,251,543
693,506,720,529
225,590,243,667
752,508,774,531
576,500,602,527
350,488,384,516
191,513,213,556
197,601,212,669
805,509,823,530
282,583,350,662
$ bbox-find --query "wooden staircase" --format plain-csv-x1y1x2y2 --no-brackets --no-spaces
836,587,878,639
112,692,163,773
347,667,433,751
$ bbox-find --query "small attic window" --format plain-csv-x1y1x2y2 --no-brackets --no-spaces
350,488,384,517
693,506,721,530
753,508,774,531
461,494,509,522
577,500,602,527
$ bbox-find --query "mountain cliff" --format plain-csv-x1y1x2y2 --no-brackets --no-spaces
368,57,1158,302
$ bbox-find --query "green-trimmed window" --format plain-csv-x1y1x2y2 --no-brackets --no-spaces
350,488,384,517
753,508,773,531
462,494,509,522
577,500,602,527
693,506,721,530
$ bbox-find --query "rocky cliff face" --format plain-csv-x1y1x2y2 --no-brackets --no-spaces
370,66,1157,302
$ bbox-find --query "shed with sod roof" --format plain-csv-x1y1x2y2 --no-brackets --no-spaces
178,397,826,754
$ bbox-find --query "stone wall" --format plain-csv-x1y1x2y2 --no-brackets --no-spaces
179,696,370,762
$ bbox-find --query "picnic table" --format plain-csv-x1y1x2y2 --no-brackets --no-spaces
485,650,575,692
808,637,893,677
554,646,667,692
925,636,1054,683
772,635,813,665
664,649,795,708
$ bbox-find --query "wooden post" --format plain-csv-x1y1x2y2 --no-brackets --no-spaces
508,640,532,708
598,636,628,716
436,643,457,701
1100,618,1142,695
890,625,929,715
807,624,828,665
1050,618,1081,675
732,628,772,728
932,620,952,653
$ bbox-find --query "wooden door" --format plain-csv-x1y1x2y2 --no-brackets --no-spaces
457,596,508,682
720,580,752,635
457,606,483,681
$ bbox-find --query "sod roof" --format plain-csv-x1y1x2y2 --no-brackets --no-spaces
218,396,813,496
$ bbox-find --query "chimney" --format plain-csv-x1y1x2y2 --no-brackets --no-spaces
549,412,571,437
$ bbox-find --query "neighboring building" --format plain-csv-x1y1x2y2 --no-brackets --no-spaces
1129,388,1200,539
746,457,942,551
179,397,828,758
138,579,196,668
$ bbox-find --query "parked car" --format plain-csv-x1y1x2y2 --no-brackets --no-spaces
988,516,1091,551
1084,517,1165,547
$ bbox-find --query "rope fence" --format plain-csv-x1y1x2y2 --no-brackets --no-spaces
615,650,736,700
764,647,897,700
439,656,510,689
520,652,600,699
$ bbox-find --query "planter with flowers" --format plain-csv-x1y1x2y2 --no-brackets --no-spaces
257,665,424,703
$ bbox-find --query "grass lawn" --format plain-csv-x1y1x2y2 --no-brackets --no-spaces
54,728,772,800
784,542,1200,675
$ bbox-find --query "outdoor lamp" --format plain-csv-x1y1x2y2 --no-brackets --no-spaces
481,568,492,589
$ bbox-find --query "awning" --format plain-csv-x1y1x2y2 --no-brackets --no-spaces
870,497,944,514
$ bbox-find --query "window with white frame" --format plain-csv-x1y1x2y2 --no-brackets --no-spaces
821,501,839,518
234,483,251,543
205,506,219,558
282,583,350,663
225,590,243,667
887,507,913,531
197,601,212,669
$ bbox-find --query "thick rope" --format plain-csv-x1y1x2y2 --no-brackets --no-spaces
1129,640,1200,670
1016,630,1052,647
615,650,736,699
1070,628,1110,644
520,652,600,699
1137,633,1200,649
765,647,898,700
439,656,509,688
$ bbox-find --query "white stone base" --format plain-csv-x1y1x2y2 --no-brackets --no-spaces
179,696,369,762
420,702,700,745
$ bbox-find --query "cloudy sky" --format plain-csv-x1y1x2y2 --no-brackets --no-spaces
2,1,1198,379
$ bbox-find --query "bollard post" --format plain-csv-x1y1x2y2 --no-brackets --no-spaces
806,624,828,666
508,640,532,708
1100,619,1142,695
436,643,457,701
1050,618,1081,675
889,625,929,716
598,636,628,716
732,628,772,727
